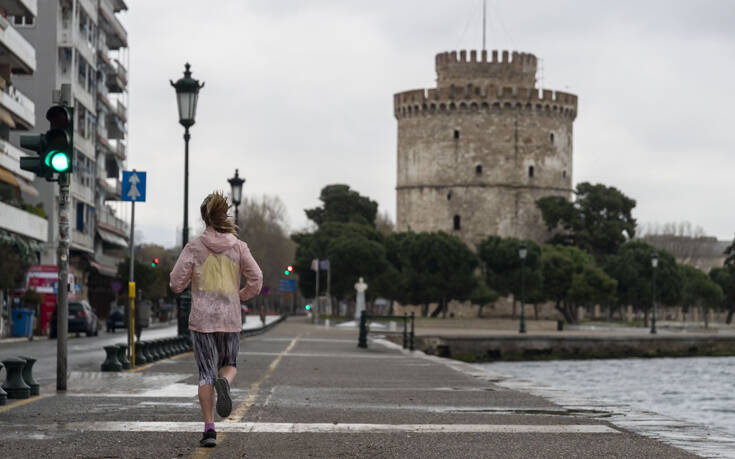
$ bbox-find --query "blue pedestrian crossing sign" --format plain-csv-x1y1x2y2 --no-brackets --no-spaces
122,170,146,202
279,279,296,292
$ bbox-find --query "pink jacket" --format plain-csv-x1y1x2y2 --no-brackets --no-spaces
169,226,263,333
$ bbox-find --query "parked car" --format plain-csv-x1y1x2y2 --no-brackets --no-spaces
49,300,99,338
106,306,126,332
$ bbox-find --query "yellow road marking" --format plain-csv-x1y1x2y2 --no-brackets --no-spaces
190,336,299,458
125,351,193,373
0,394,48,413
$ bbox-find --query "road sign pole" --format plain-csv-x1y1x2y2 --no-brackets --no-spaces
56,173,70,391
314,259,319,324
128,199,136,367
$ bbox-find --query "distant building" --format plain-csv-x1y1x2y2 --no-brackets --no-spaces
394,49,578,247
643,235,730,273
12,0,129,319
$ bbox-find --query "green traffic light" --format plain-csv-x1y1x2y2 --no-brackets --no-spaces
305,304,311,310
284,270,290,275
151,262,156,267
46,150,70,172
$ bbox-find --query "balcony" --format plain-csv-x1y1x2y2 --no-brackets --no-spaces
98,176,121,200
0,200,47,243
105,59,127,93
116,100,127,122
115,140,126,160
98,205,129,237
0,137,34,182
99,0,128,50
106,112,125,140
72,229,94,253
0,0,37,17
0,13,35,74
0,85,34,129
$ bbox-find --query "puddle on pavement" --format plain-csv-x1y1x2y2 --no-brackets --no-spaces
64,371,197,397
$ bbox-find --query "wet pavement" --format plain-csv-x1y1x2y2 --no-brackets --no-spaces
0,317,716,458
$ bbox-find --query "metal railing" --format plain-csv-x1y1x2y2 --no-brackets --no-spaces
358,311,414,350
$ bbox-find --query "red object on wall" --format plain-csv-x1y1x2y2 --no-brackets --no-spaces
24,265,76,334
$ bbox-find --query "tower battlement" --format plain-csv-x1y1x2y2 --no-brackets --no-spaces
435,49,537,88
393,84,577,120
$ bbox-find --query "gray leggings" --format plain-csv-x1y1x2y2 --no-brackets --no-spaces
191,331,240,387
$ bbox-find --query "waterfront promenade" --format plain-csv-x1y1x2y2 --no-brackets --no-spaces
0,317,704,458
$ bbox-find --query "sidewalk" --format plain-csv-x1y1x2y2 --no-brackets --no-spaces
0,317,709,458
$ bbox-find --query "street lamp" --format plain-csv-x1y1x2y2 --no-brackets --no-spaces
170,63,204,247
519,242,527,334
651,252,659,334
228,169,245,225
171,63,203,337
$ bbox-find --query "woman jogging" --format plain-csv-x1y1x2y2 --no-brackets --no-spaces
170,191,263,447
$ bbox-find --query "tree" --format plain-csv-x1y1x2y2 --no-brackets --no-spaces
305,184,378,227
541,245,617,323
398,232,477,317
536,182,637,260
725,236,735,267
680,264,724,327
237,195,295,297
470,279,499,318
476,236,543,318
710,266,735,324
604,241,681,324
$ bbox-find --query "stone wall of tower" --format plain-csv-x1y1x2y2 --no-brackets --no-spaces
394,50,577,248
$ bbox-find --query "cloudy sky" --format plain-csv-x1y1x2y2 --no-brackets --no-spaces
119,0,735,247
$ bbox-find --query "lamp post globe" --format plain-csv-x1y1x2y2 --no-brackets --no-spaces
170,63,204,337
228,169,245,224
519,242,527,334
651,253,659,334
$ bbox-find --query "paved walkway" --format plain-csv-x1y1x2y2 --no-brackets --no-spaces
0,317,704,458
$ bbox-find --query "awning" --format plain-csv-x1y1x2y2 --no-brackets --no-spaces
0,165,19,187
17,175,39,197
0,106,16,128
97,227,128,248
89,260,118,277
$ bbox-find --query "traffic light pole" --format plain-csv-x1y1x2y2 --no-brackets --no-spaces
56,173,70,391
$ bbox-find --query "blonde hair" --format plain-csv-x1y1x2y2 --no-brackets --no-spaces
200,191,238,235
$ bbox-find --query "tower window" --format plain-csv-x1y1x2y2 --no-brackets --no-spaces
447,191,452,200
550,132,554,144
562,170,567,178
453,129,460,139
453,215,461,230
528,166,534,178
475,165,482,175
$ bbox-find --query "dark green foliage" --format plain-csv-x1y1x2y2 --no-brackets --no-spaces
541,244,617,323
470,279,499,318
536,182,637,259
679,265,724,315
725,237,735,267
604,241,681,314
710,266,735,323
305,184,378,227
476,236,543,304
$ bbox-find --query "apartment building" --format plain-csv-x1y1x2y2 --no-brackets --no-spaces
0,0,41,336
12,0,129,321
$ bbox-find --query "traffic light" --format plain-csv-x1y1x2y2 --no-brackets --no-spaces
151,258,159,268
305,304,311,311
19,104,74,181
284,265,294,276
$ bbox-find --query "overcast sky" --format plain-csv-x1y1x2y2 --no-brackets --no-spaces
119,0,735,247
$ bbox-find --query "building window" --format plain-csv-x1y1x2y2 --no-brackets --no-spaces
446,191,452,200
76,201,84,232
475,164,482,176
11,15,35,27
453,215,461,230
563,170,567,178
528,166,534,178
453,129,460,139
550,132,554,144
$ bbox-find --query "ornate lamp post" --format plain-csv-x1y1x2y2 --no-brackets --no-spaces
170,63,204,247
651,252,658,334
519,242,527,334
171,63,203,337
228,169,245,225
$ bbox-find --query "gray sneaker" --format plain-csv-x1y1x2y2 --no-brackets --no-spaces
200,429,216,447
215,377,232,418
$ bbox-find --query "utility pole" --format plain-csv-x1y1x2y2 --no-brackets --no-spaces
56,172,70,391
314,258,319,324
128,193,136,366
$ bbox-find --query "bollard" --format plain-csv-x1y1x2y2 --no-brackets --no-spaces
17,356,39,395
135,341,148,365
2,358,31,398
184,335,193,352
101,345,123,372
117,344,132,370
151,340,163,360
163,339,174,357
143,341,155,362
0,363,7,405
358,310,368,348
409,312,415,351
557,320,564,331
402,313,408,349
